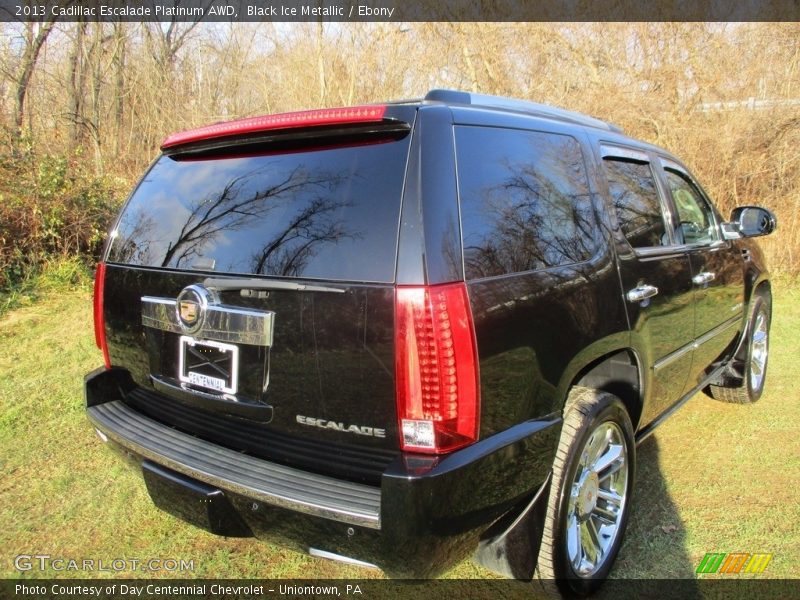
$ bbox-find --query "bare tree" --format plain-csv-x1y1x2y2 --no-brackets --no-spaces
11,18,57,143
66,20,87,152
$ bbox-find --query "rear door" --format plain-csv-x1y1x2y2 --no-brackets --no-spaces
103,115,416,472
599,145,695,425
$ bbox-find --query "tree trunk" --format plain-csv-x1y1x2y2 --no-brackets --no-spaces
113,23,126,157
90,23,104,175
13,19,56,144
67,21,87,153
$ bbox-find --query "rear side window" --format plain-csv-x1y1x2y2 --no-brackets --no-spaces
456,126,597,279
603,158,667,249
107,137,412,282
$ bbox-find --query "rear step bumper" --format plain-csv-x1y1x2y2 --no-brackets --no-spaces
85,367,560,577
88,400,381,529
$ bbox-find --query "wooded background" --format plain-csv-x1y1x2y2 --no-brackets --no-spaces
1,22,798,288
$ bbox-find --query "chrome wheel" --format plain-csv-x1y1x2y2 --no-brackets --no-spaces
537,389,635,595
566,421,629,577
705,294,770,404
749,309,768,392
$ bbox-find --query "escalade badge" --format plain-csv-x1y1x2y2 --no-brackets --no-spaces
296,415,386,438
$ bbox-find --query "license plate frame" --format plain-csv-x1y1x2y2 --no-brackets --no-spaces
178,335,239,395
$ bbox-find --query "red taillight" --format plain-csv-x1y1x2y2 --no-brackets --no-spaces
395,283,480,454
161,105,388,149
93,262,111,369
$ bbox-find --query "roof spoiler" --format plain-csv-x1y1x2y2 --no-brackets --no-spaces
161,105,389,150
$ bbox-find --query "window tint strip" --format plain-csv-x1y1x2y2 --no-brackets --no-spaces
600,145,649,162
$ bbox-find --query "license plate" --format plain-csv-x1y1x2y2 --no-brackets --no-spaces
178,336,239,395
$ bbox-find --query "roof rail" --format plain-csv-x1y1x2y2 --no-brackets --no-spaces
384,97,424,106
424,89,623,134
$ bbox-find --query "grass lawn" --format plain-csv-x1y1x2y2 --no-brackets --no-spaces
1,281,798,582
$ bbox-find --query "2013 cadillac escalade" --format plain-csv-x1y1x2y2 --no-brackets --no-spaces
85,89,776,596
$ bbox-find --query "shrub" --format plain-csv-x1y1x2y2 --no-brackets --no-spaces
0,150,126,291
0,256,92,316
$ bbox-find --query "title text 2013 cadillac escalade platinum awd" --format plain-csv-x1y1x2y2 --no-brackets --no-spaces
85,90,776,596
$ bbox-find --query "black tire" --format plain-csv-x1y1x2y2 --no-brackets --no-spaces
535,387,635,598
707,293,771,404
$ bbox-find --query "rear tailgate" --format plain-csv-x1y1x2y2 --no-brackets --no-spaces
102,111,416,479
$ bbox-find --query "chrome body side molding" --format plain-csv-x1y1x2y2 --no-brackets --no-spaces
653,314,741,373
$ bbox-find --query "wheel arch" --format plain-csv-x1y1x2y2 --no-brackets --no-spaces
754,278,771,302
734,276,772,362
555,337,646,433
740,237,772,307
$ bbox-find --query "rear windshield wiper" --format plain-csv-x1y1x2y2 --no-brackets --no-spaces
203,277,345,294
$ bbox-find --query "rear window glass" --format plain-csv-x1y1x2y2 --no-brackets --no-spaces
456,126,597,279
107,137,411,282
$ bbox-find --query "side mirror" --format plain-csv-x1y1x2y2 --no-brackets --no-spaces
722,206,777,239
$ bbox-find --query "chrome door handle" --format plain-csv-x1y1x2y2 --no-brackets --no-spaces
692,271,716,285
627,284,659,303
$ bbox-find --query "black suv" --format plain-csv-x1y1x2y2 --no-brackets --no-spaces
85,90,776,596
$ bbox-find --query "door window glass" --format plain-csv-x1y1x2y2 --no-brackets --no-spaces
664,169,719,245
603,158,668,248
